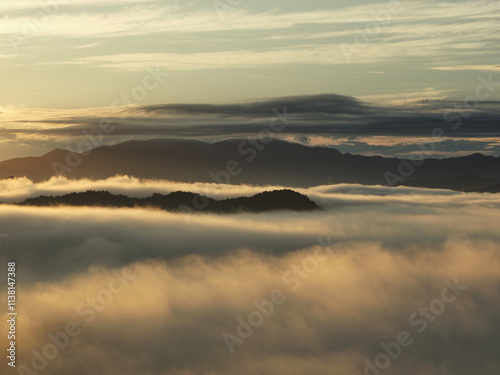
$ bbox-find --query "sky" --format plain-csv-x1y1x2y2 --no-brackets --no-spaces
0,0,499,160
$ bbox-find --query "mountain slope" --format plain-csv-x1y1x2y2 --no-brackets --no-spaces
1,138,500,188
397,173,500,191
18,189,320,213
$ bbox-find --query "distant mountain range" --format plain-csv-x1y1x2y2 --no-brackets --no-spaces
18,189,320,213
1,138,500,191
395,173,500,192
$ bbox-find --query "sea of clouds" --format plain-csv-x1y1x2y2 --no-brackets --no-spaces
1,177,499,374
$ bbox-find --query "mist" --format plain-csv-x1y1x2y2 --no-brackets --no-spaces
1,178,500,374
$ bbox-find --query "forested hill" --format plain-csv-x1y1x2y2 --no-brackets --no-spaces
18,189,320,213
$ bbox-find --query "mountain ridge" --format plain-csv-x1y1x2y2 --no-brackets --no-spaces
1,138,499,190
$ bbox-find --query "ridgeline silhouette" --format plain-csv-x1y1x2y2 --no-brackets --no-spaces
2,139,500,190
18,189,320,213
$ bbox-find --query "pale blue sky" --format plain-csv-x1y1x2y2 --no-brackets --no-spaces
1,0,499,108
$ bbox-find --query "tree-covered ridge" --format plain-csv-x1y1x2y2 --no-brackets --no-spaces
19,189,320,213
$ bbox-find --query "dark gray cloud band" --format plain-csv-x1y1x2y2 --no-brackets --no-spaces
3,94,500,160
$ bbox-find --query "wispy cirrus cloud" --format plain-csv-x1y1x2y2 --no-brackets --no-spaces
2,1,499,65
0,0,162,12
50,37,494,71
2,0,500,37
1,0,499,121
430,65,500,72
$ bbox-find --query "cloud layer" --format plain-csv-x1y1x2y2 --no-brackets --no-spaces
1,94,500,161
1,177,500,281
1,179,500,373
2,0,498,70
1,240,500,374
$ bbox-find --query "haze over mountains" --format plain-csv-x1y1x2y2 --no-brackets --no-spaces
1,138,500,192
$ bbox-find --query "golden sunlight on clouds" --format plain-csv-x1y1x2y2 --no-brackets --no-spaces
2,241,499,374
1,178,500,374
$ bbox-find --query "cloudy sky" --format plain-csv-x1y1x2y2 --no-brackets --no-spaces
0,0,499,161
1,0,499,107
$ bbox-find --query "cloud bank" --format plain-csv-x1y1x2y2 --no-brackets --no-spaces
2,242,500,374
1,177,500,282
1,179,500,373
2,94,500,160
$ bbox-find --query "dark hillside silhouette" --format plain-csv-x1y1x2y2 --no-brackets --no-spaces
18,189,320,213
1,139,500,191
